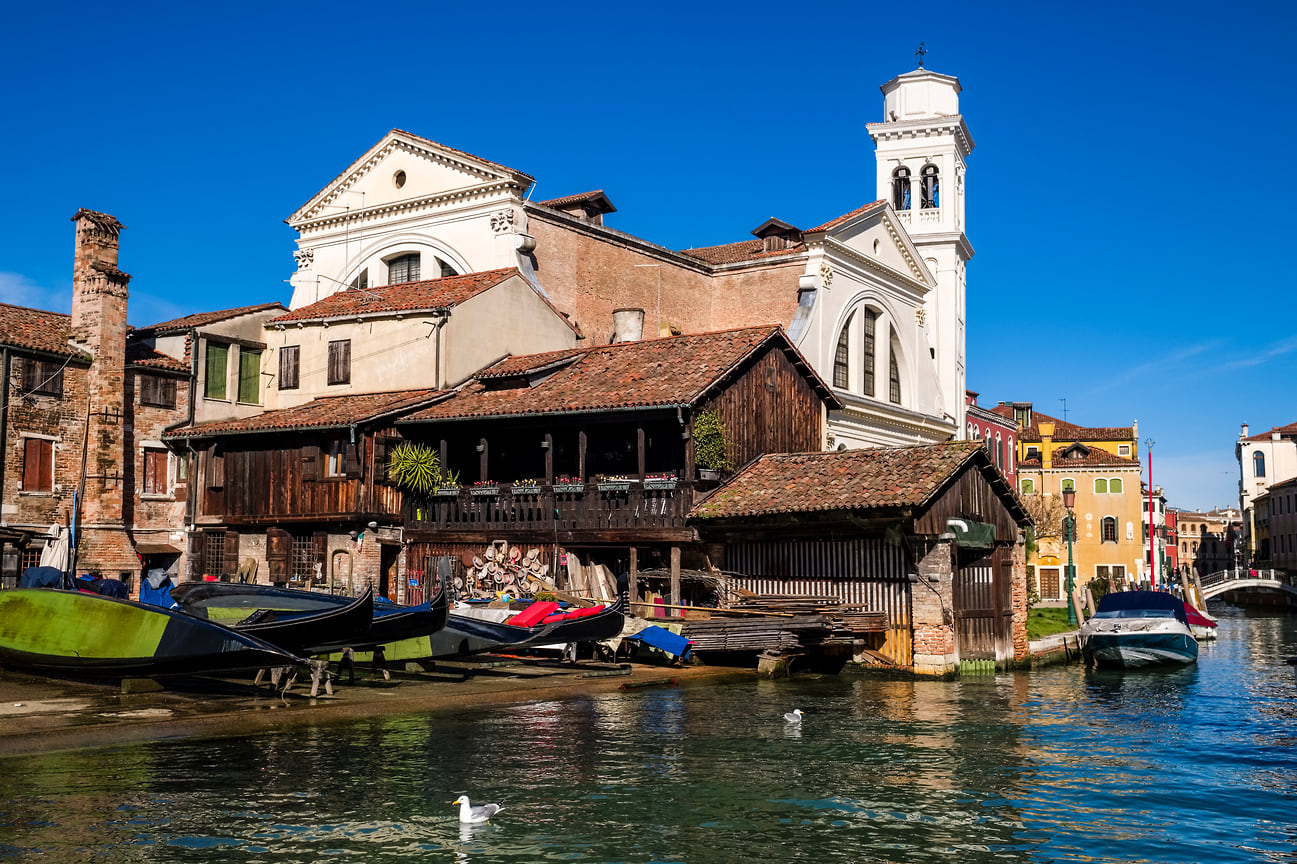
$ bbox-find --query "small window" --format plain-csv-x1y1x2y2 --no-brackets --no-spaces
387,253,421,284
325,440,347,477
205,342,229,400
437,258,457,278
1108,478,1123,494
892,167,912,211
1101,516,1117,543
204,530,226,577
921,165,940,209
279,345,300,390
1254,451,1266,478
351,269,369,292
22,358,63,397
143,448,169,495
327,340,351,386
1095,478,1109,494
1020,478,1035,494
1118,444,1131,457
1112,564,1126,581
833,314,852,389
1026,446,1039,459
22,438,54,492
888,341,901,405
1061,478,1075,492
139,374,177,408
237,349,261,404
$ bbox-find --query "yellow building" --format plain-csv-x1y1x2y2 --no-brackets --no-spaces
993,404,1144,605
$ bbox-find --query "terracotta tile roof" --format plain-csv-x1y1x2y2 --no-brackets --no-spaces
536,190,617,212
164,389,444,439
807,200,888,233
990,406,1134,442
1244,421,1297,441
126,342,188,373
0,302,85,358
1018,445,1140,470
139,303,287,334
401,325,837,423
679,238,807,265
268,269,520,324
690,441,986,519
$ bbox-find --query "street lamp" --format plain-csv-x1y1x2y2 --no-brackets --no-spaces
1062,486,1077,626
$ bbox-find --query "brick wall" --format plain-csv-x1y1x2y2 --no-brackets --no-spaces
1011,533,1029,662
910,537,958,676
3,356,89,531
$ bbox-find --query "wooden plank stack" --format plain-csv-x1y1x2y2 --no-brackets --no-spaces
680,615,831,653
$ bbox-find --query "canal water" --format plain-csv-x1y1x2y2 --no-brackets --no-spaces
1,607,1295,863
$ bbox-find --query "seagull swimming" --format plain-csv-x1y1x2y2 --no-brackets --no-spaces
452,794,503,824
784,708,803,723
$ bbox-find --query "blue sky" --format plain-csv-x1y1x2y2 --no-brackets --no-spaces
2,0,1293,512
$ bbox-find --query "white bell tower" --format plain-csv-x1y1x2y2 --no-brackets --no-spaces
867,65,974,436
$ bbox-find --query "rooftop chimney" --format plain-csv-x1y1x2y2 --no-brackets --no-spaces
612,308,645,343
1039,421,1055,470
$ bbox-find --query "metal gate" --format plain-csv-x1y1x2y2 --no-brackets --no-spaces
953,545,1013,661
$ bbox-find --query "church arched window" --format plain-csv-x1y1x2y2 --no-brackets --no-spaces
888,329,902,405
892,167,911,211
861,309,877,396
921,165,940,209
833,313,853,389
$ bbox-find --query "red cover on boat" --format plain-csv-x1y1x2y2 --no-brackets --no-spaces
505,601,559,628
1184,602,1217,629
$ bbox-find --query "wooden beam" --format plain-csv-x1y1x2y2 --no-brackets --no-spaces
578,428,587,480
544,432,554,483
637,425,646,478
478,437,488,482
670,545,681,607
629,546,638,606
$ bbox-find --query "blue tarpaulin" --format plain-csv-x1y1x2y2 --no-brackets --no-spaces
629,625,692,659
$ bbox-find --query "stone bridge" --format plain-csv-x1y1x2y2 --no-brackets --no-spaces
1200,568,1297,601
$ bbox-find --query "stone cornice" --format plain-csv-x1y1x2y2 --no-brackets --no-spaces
866,115,974,158
832,390,956,437
812,237,929,299
296,180,524,234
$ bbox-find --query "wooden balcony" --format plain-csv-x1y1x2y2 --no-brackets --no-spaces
404,480,697,544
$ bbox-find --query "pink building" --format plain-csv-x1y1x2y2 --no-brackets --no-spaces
966,391,1018,488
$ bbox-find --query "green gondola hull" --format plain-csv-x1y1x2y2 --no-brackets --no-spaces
0,589,303,678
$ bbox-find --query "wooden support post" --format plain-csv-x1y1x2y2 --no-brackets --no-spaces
629,546,639,609
478,437,488,482
578,428,587,481
544,432,553,483
439,438,448,472
637,425,646,478
670,545,681,610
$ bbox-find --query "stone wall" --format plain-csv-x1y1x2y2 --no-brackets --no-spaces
910,536,957,676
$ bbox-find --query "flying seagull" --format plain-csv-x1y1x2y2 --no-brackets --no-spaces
784,708,803,723
452,794,503,824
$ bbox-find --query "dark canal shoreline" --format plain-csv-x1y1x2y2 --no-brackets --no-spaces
0,659,753,759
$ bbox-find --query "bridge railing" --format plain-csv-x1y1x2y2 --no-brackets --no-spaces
1201,568,1291,588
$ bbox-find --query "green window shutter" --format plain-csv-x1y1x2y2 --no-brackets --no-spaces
238,349,261,404
205,343,228,400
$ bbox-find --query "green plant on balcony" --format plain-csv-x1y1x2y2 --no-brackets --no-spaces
387,441,442,495
693,409,734,475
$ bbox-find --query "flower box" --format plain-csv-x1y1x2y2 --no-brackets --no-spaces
511,485,542,496
644,478,678,490
470,485,500,496
552,483,585,494
597,481,632,493
434,487,461,497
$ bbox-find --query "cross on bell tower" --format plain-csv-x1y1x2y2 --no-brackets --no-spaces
915,42,927,68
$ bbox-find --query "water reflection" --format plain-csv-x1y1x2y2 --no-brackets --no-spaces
0,609,1294,862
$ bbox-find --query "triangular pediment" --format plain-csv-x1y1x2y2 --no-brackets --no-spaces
287,130,535,227
810,203,933,285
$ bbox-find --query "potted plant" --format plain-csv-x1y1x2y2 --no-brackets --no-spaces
511,478,542,495
596,473,632,492
435,469,461,495
644,471,678,490
693,409,734,480
471,479,500,496
553,475,584,494
388,441,441,494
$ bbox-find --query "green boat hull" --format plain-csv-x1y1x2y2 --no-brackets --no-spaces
0,589,303,678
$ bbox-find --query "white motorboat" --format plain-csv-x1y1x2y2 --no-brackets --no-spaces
1080,591,1199,669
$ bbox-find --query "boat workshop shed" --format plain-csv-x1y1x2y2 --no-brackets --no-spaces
690,441,1032,675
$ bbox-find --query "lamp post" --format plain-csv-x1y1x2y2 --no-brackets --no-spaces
1063,486,1077,627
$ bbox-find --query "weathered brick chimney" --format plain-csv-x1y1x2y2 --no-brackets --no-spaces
70,209,139,582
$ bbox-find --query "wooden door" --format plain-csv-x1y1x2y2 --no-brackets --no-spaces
954,545,1012,661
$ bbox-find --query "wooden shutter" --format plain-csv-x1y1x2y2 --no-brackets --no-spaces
206,442,225,489
205,343,228,400
328,340,351,385
23,439,52,492
345,442,361,479
223,530,240,577
140,374,176,407
374,437,392,484
279,345,300,390
187,531,205,580
301,444,318,482
313,532,328,584
266,527,291,583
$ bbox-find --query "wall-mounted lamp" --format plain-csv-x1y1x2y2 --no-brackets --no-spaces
475,443,485,452
540,440,551,449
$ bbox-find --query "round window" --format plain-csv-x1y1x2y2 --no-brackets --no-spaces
393,170,407,189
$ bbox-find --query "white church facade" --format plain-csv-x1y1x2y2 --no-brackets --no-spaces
283,65,975,449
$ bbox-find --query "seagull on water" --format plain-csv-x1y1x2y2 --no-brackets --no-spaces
452,794,503,824
784,708,803,723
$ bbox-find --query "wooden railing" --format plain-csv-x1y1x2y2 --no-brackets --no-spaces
406,481,694,533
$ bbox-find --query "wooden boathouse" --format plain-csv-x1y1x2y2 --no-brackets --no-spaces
395,324,839,610
689,442,1032,674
